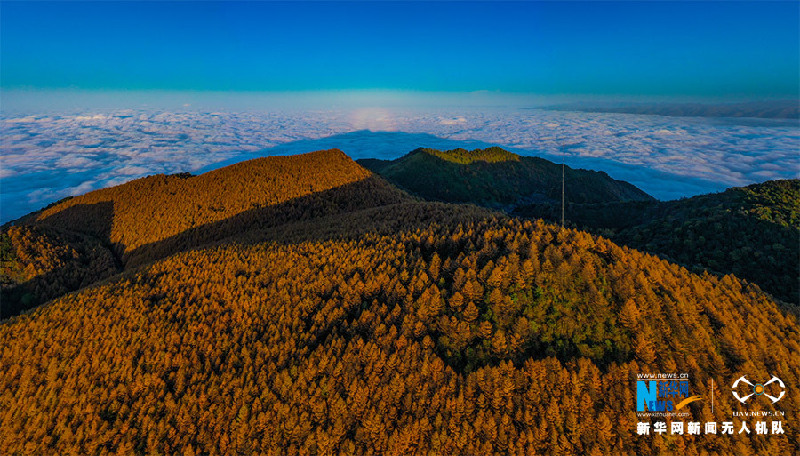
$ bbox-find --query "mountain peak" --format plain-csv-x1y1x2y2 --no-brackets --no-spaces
412,146,520,164
29,149,384,260
361,147,653,209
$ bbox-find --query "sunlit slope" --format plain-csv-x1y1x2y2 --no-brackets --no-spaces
1,217,797,455
31,149,402,258
516,179,800,305
359,147,654,209
2,149,414,316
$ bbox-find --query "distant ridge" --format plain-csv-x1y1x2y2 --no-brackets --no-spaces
412,146,520,164
359,146,654,210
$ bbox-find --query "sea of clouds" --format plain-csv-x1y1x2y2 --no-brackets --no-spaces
1,107,798,223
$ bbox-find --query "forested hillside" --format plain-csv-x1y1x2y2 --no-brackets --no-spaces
359,147,653,209
1,149,416,317
1,149,797,455
0,225,120,318
515,179,800,305
1,217,797,455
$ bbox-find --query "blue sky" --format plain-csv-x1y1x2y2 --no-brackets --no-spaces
1,1,798,97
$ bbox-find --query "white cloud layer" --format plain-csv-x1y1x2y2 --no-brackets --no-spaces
1,108,798,223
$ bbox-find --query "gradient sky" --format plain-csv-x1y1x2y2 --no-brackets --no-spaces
1,1,798,97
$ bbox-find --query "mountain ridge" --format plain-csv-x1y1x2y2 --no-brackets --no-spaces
2,149,416,317
3,148,793,319
32,149,377,254
359,146,654,211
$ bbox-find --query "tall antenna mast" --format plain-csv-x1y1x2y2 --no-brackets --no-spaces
561,161,565,228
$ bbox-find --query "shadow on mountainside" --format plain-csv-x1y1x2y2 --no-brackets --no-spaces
2,175,496,319
2,202,121,319
122,175,496,268
4,179,404,317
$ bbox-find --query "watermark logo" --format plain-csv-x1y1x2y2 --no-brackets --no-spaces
732,375,786,404
636,375,790,438
636,373,701,417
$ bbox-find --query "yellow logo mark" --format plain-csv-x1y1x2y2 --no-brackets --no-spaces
674,395,702,411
